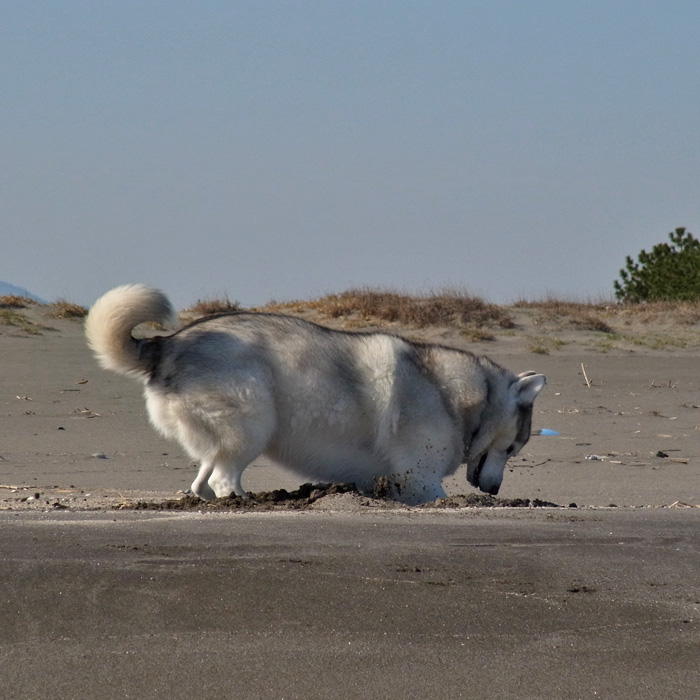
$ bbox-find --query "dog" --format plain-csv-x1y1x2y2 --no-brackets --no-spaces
85,284,546,504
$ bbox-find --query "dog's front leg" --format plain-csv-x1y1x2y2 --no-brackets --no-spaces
389,472,448,505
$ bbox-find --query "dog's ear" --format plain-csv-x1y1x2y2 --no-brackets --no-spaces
514,373,546,406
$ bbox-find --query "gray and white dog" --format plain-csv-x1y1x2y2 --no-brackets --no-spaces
86,284,546,504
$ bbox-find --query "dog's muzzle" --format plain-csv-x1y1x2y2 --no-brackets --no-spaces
467,452,487,488
468,452,501,495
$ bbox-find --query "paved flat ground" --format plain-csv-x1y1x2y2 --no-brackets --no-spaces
2,507,699,700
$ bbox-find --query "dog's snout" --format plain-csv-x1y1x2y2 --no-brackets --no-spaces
472,451,503,495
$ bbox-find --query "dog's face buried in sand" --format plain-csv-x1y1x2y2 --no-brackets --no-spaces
464,372,542,495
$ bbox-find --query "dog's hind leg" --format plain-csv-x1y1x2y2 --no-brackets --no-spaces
191,460,216,500
207,455,249,499
190,455,250,500
184,381,277,500
191,455,248,500
205,427,276,498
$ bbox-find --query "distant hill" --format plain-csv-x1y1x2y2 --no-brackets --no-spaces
0,281,46,303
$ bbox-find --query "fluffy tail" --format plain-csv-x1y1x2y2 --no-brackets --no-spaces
85,284,179,379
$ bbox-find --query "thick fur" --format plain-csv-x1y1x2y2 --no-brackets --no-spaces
86,285,546,504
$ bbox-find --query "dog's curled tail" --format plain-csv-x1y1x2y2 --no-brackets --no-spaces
85,284,179,379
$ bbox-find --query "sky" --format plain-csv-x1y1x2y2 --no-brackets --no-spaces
3,1,699,309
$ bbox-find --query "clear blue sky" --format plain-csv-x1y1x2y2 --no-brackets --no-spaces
3,1,699,308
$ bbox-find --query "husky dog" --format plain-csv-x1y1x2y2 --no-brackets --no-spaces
85,285,546,504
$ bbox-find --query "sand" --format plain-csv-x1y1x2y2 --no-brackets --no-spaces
1,300,699,699
2,301,699,509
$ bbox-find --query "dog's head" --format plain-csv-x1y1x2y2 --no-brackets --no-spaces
466,371,546,495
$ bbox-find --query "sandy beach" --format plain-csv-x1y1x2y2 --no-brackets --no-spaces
2,299,699,509
1,299,699,698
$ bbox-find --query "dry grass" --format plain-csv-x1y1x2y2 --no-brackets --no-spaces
516,296,700,328
0,310,49,334
188,295,240,316
460,327,496,342
266,288,513,330
0,309,33,326
51,300,88,319
526,335,567,355
515,298,614,333
0,295,37,309
173,290,700,352
514,296,700,350
615,300,700,326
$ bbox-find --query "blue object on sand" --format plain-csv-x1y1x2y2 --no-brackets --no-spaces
539,428,559,436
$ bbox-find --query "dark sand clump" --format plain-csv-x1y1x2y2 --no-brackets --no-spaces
120,482,561,512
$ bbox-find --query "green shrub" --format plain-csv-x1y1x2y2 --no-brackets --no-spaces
614,228,700,303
